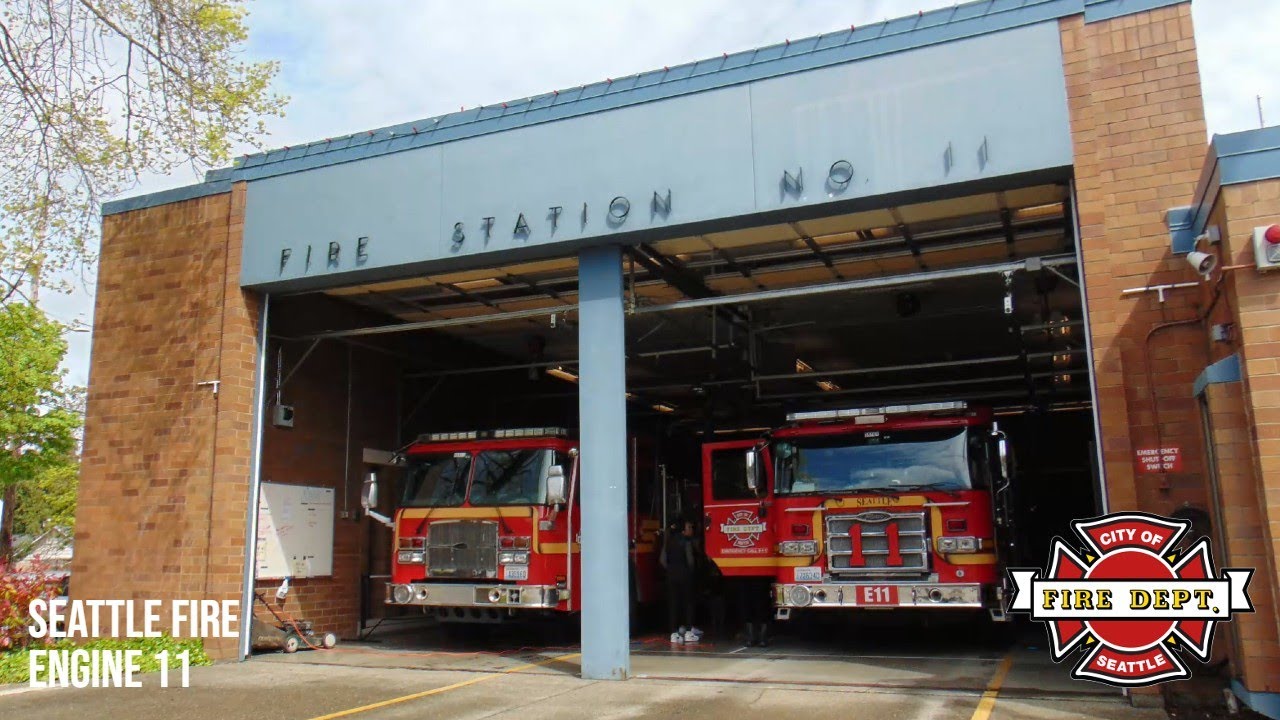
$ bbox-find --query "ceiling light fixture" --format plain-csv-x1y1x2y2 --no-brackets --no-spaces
545,366,578,383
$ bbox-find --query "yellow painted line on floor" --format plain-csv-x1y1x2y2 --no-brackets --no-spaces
969,652,1014,720
307,652,581,720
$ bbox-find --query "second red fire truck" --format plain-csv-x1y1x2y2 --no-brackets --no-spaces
703,402,1015,620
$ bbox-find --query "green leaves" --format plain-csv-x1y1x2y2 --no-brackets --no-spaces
0,303,79,492
0,0,286,297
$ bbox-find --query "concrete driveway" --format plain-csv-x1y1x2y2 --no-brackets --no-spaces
0,630,1166,720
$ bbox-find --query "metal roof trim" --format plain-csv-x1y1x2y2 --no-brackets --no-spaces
101,179,233,216
1193,353,1241,397
1083,0,1187,23
1180,126,1280,242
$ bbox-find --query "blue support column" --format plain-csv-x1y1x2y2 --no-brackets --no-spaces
577,245,630,680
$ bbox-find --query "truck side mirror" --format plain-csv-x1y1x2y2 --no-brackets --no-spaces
744,449,759,493
361,471,379,511
546,465,567,505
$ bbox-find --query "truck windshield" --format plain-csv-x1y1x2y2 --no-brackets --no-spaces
401,452,472,507
468,449,552,506
774,428,972,494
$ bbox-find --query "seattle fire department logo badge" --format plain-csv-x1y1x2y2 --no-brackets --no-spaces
720,510,766,549
1009,512,1254,687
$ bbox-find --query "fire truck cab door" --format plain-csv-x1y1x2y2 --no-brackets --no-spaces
702,440,774,577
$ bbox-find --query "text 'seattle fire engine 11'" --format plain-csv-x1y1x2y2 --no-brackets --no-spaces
361,427,660,622
703,402,1016,620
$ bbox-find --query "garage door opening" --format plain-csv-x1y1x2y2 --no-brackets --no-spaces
246,181,1103,674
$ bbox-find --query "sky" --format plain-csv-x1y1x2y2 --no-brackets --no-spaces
43,0,1280,387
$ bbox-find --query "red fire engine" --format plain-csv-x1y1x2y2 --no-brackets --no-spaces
702,402,1014,620
361,427,661,621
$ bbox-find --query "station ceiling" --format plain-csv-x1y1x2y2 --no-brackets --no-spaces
300,183,1088,418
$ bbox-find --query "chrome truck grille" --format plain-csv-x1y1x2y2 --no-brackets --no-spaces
426,520,498,579
826,511,929,577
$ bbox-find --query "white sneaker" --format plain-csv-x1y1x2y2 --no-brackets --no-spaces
683,630,700,643
669,632,684,644
689,627,704,638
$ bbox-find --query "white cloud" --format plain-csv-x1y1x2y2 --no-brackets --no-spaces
55,0,1280,386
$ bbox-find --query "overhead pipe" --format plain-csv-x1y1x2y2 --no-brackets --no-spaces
631,255,1076,315
288,255,1074,342
752,354,1023,383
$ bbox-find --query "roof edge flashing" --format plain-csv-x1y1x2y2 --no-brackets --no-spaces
1182,126,1280,240
1083,0,1187,23
1194,353,1242,397
102,179,233,217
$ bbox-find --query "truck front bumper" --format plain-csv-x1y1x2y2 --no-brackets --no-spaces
386,582,560,609
774,582,985,610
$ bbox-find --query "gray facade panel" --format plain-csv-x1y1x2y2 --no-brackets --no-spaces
243,147,444,283
436,86,757,262
747,23,1072,209
240,22,1071,290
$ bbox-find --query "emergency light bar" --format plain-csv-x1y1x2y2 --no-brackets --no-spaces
417,427,568,442
787,401,968,423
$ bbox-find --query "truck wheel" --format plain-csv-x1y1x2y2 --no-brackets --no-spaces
283,635,300,653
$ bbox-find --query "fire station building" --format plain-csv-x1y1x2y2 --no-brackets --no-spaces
72,0,1280,713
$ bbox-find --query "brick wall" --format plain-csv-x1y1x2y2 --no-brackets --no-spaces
1211,178,1280,683
1061,4,1212,517
72,182,260,659
249,313,400,640
1203,380,1280,690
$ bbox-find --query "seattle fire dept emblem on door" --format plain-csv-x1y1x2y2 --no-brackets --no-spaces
720,510,766,548
1009,512,1254,686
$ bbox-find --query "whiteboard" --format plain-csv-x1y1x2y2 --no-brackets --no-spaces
256,483,335,579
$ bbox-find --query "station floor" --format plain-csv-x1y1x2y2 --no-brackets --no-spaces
0,619,1176,720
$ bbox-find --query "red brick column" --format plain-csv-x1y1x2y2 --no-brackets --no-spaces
72,183,261,659
1061,4,1211,515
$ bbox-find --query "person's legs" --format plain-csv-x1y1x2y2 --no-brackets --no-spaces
667,573,690,640
682,582,697,630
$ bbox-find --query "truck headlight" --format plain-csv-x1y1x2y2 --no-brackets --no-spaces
397,550,425,564
499,551,529,565
936,537,980,554
391,585,413,604
777,540,818,556
786,585,813,607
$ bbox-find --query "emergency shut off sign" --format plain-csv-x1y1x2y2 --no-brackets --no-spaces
1135,447,1182,474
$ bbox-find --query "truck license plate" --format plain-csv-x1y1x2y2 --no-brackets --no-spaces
794,567,822,583
857,585,897,606
505,565,528,581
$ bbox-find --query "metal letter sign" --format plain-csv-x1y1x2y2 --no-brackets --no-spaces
828,160,854,189
782,167,803,195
